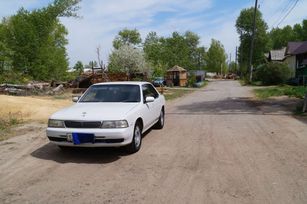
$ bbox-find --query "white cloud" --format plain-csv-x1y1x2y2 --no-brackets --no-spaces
60,0,213,66
1,0,306,67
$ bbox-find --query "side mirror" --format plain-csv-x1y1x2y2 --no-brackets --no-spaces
145,96,155,103
72,96,80,102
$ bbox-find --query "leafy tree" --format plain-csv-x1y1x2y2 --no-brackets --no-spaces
236,7,269,74
73,61,84,74
184,31,202,69
269,19,307,49
163,32,190,69
206,39,227,74
143,31,206,74
85,61,98,68
0,22,13,73
113,28,142,49
143,31,163,66
269,26,295,49
108,45,149,75
0,0,80,81
228,61,238,74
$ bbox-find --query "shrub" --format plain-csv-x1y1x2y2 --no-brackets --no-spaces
188,73,196,87
254,62,292,85
0,70,32,84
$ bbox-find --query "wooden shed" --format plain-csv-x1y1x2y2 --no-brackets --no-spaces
166,65,187,87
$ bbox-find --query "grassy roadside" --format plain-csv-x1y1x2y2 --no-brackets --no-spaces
0,112,23,141
254,85,307,99
0,95,72,141
164,89,193,100
162,80,208,100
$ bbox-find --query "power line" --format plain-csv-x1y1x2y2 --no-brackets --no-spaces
276,0,299,27
270,0,294,28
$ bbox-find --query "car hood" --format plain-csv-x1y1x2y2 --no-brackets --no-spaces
50,102,139,121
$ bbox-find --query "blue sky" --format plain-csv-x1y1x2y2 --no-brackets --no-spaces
1,0,307,67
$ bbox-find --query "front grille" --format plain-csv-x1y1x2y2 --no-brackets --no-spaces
48,136,67,142
64,121,102,128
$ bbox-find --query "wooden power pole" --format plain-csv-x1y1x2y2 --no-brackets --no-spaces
248,0,258,82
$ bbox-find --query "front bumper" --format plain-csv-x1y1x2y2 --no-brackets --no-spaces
46,125,134,147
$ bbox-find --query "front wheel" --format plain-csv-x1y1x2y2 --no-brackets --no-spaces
154,109,165,129
126,122,142,154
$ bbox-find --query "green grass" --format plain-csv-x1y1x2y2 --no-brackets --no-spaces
254,85,307,99
0,112,23,141
240,79,263,86
164,89,192,100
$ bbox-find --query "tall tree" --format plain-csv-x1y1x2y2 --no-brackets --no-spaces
108,45,149,75
184,31,204,69
206,39,227,74
0,0,80,80
73,61,83,74
268,19,307,50
236,7,269,74
269,25,295,49
113,28,142,49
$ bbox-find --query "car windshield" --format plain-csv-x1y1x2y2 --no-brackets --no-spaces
79,84,141,103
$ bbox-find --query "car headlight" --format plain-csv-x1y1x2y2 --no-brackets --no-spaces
48,119,65,128
101,120,128,128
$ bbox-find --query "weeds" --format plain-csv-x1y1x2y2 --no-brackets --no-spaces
0,112,23,141
254,86,307,99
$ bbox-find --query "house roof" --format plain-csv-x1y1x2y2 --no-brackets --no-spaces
167,65,187,72
269,47,286,61
287,41,307,55
190,70,206,76
264,53,269,58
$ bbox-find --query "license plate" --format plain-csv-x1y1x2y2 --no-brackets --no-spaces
72,133,95,145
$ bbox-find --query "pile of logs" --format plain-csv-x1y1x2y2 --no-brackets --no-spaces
0,82,61,96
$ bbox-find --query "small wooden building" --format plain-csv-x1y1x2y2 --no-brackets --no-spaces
166,65,187,87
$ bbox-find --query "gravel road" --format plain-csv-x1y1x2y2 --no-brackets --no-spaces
0,80,306,204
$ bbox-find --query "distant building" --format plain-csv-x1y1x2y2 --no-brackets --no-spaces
265,41,307,81
166,65,187,87
286,41,307,80
189,70,206,82
266,47,287,62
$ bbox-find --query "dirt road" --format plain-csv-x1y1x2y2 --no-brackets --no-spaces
0,80,306,204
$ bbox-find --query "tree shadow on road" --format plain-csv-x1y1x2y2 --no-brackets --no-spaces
167,97,300,116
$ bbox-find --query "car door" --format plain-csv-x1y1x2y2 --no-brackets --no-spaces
146,84,161,120
141,84,159,129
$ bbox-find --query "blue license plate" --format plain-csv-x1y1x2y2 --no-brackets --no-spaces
72,133,95,144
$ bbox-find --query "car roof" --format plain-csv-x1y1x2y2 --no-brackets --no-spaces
93,81,150,86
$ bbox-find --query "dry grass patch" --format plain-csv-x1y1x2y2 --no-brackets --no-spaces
0,95,72,140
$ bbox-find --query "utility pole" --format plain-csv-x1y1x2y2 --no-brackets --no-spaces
235,46,238,74
248,0,258,82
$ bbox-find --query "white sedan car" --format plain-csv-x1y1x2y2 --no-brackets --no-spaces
46,82,165,153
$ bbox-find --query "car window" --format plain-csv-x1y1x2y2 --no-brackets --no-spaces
80,84,141,102
142,84,159,101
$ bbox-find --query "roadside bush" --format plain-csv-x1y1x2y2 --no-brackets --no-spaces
254,62,292,85
188,73,196,87
0,70,32,84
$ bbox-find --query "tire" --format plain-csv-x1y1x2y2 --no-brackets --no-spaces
126,122,142,154
154,109,165,129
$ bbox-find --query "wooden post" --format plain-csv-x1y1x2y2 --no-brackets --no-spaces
303,92,307,113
